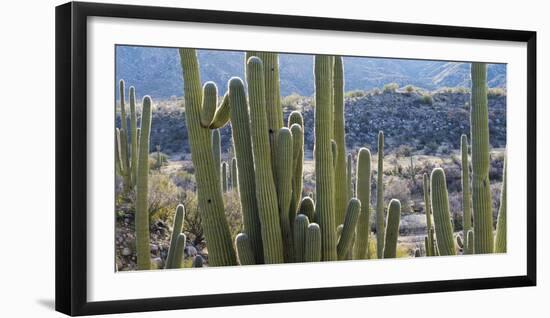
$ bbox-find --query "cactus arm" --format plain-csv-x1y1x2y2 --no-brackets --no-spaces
461,134,473,235
275,127,295,262
333,56,348,225
470,62,494,254
289,123,304,225
212,129,222,189
430,168,457,256
115,128,123,176
178,48,237,266
200,82,218,128
383,199,401,258
228,77,264,264
246,56,285,264
129,86,138,186
465,230,475,255
171,233,187,269
314,55,337,261
337,198,361,260
235,233,257,265
209,93,231,129
354,148,372,259
165,204,185,269
293,214,310,263
304,223,322,262
376,131,386,258
299,197,316,223
494,157,507,253
135,96,152,270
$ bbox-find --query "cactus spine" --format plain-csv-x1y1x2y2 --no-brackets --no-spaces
461,135,473,241
430,168,456,256
383,199,401,258
294,214,310,263
228,77,263,264
333,56,348,225
354,148,372,259
470,62,494,254
235,233,256,265
376,131,385,259
275,127,295,262
246,57,285,263
136,96,152,270
304,223,322,262
314,55,337,261
165,204,185,269
337,198,361,260
178,48,237,266
494,157,507,253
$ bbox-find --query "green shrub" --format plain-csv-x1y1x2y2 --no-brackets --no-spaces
145,172,180,220
345,90,367,98
395,145,413,158
383,83,399,93
404,85,416,94
281,93,303,110
418,93,433,105
487,87,506,98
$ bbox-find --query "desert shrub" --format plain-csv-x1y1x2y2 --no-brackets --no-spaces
383,83,399,93
425,141,439,154
281,93,303,110
146,172,180,220
224,191,243,239
384,177,412,213
371,88,382,95
345,90,367,99
395,145,413,158
418,93,433,105
150,151,168,170
179,189,204,246
172,169,195,190
487,87,506,98
404,85,416,94
455,87,468,94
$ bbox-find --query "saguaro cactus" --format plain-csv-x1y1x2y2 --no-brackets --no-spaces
171,233,187,269
376,131,386,259
383,199,401,258
275,127,295,262
333,56,348,225
423,173,436,256
304,223,322,262
221,161,228,192
346,153,353,201
314,55,337,261
230,157,237,191
246,57,285,264
430,168,456,256
212,129,222,188
354,148,372,259
228,77,263,264
136,96,152,270
165,204,185,269
299,197,315,223
289,122,304,224
337,198,361,260
494,157,507,253
235,233,256,265
178,48,237,266
293,214,310,263
129,86,138,185
470,62,494,254
461,134,473,239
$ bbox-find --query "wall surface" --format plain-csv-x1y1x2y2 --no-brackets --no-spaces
0,0,546,317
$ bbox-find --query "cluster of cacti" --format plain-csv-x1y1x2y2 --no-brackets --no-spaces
417,62,506,257
116,80,154,270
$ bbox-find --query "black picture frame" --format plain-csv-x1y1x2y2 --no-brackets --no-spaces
55,1,537,316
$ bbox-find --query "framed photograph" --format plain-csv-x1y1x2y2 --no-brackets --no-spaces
55,1,536,316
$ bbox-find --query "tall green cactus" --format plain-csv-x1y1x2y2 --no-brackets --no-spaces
354,148,372,259
275,127,295,262
346,153,353,201
423,173,436,256
246,56,285,263
465,230,474,255
136,96,152,270
231,157,238,192
461,134,473,241
337,198,361,260
178,48,237,266
304,223,322,262
246,52,283,179
293,214,310,263
171,233,187,269
165,204,185,269
299,197,315,223
118,80,131,191
376,131,385,259
314,55,337,261
235,233,256,265
212,129,222,189
221,161,228,192
470,62,494,254
289,122,304,225
494,157,507,253
228,77,263,264
129,86,138,185
333,56,348,225
383,199,401,258
430,168,456,256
